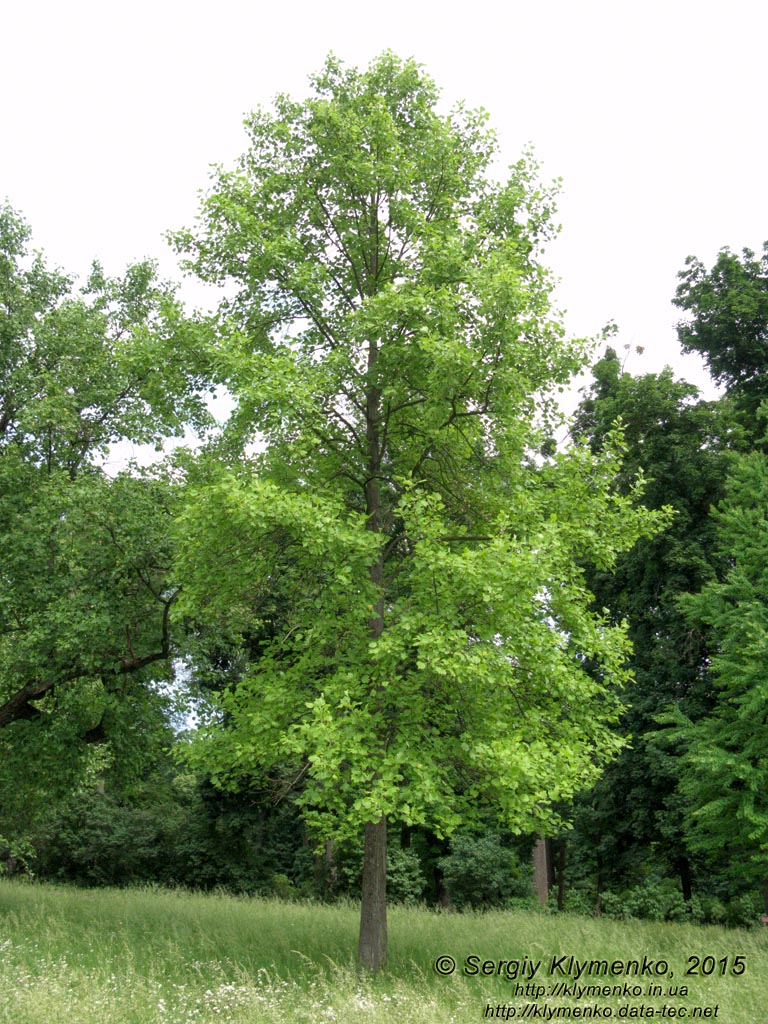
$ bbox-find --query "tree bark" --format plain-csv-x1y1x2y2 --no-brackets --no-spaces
556,838,567,912
532,837,551,906
677,855,693,903
358,815,388,971
323,839,338,896
0,680,49,728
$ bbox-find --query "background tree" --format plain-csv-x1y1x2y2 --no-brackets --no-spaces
675,243,768,420
563,239,768,918
0,204,210,852
172,53,664,969
661,452,768,912
569,349,732,904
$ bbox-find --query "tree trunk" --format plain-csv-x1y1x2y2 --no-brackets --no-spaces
359,218,388,971
677,855,693,903
358,815,387,971
313,838,337,898
532,838,551,906
556,838,567,912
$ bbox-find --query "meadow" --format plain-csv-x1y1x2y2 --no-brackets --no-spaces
0,880,765,1023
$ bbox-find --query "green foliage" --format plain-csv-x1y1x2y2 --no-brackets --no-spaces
0,464,183,843
30,767,309,896
0,833,35,876
0,204,210,466
437,832,532,909
601,877,699,923
32,791,169,887
570,348,732,898
601,878,764,928
173,52,666,864
0,203,209,844
660,451,768,890
335,840,428,905
384,846,428,905
675,243,768,416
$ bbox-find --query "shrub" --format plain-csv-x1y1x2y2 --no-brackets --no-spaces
335,840,428,905
601,878,764,927
386,846,428,905
32,793,166,886
438,833,532,910
0,834,35,877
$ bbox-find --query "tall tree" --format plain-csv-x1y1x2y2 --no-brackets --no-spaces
661,243,768,910
0,204,209,846
664,452,768,910
571,349,731,901
172,53,663,969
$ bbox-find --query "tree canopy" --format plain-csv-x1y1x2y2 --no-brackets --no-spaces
570,348,732,899
0,204,209,846
663,453,768,902
675,244,768,417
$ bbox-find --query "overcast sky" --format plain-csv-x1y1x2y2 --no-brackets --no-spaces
4,0,766,404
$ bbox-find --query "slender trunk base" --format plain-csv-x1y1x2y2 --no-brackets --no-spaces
678,855,693,903
358,816,387,971
532,838,551,906
556,839,567,912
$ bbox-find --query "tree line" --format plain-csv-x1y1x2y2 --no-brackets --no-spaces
2,52,767,968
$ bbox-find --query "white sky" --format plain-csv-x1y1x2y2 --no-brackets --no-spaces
4,0,766,404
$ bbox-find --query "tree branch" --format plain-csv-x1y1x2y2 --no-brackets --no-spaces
0,589,181,730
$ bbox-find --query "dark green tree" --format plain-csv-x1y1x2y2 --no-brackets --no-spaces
570,348,732,902
675,243,768,419
664,452,768,911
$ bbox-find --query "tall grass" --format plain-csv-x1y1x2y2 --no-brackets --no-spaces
1,880,766,1023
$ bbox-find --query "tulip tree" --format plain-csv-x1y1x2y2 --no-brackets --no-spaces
173,52,665,969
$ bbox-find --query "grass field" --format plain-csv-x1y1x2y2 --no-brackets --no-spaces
0,880,766,1023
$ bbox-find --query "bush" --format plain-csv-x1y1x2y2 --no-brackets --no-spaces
31,772,307,895
560,886,598,916
601,878,764,927
0,834,35,877
722,891,764,928
386,845,428,905
334,839,427,905
438,833,532,910
32,793,167,886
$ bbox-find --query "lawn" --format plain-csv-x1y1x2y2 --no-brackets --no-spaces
0,880,765,1023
